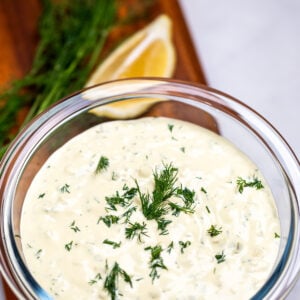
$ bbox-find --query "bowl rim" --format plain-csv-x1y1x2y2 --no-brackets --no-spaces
0,77,299,299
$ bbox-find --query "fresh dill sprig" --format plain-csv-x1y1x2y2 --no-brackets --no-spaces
207,225,222,237
136,163,178,230
135,162,196,234
0,0,116,159
152,163,179,206
95,156,109,174
236,176,264,193
125,222,148,242
104,262,132,300
145,245,167,282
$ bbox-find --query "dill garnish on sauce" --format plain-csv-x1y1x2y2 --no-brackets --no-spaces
179,240,191,253
145,245,167,282
105,184,137,211
38,193,45,199
88,273,102,285
236,176,264,193
60,183,70,193
135,162,196,234
70,220,80,233
95,156,109,174
207,225,222,237
125,222,148,242
103,239,121,249
104,262,132,300
215,251,226,264
64,241,74,252
98,215,120,227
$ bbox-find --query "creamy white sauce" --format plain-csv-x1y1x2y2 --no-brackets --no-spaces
21,117,280,299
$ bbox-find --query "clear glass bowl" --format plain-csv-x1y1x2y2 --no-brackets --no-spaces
0,78,299,299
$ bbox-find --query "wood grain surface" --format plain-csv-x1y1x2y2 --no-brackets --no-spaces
0,0,208,298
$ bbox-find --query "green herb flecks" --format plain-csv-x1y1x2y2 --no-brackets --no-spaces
205,205,211,213
200,187,207,194
168,202,194,217
103,239,121,249
179,240,191,253
215,251,226,264
125,222,148,242
157,218,172,235
95,156,109,174
35,249,42,259
145,245,167,282
111,171,118,181
207,225,222,237
98,215,120,227
38,193,45,199
60,183,70,193
104,262,132,300
167,241,174,253
168,124,174,133
170,186,196,216
236,176,264,193
122,206,137,223
88,273,102,285
70,220,80,233
275,232,280,238
105,185,137,211
0,0,116,159
65,241,74,252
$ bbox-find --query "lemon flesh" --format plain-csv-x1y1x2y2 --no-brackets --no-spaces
85,14,175,119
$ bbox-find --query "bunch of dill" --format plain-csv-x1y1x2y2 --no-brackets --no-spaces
0,0,116,158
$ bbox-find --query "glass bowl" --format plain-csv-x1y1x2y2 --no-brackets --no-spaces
0,78,299,299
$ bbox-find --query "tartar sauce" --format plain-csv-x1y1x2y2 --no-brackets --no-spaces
21,117,280,299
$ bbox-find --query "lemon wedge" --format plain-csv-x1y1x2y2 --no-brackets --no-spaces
85,14,176,119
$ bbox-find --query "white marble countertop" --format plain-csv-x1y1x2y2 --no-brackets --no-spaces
179,0,300,160
179,0,300,298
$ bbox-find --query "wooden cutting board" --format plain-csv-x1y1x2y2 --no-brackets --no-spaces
0,1,209,298
0,0,207,87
